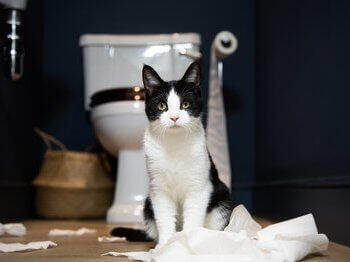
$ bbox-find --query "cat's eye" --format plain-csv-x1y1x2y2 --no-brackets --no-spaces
157,102,167,111
181,101,190,109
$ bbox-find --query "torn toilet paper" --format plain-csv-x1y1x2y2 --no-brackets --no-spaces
98,236,127,243
0,223,26,236
224,203,261,237
0,241,57,253
49,227,96,237
102,205,328,262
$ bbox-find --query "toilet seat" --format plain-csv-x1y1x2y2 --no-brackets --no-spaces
90,87,146,119
90,87,144,108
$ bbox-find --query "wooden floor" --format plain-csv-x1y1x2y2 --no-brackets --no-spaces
0,220,349,261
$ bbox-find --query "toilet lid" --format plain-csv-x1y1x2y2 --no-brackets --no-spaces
80,33,201,46
90,87,145,108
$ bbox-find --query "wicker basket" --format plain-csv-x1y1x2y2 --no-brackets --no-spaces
33,128,114,219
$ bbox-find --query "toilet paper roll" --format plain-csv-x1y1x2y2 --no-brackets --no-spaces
206,31,238,189
213,31,238,60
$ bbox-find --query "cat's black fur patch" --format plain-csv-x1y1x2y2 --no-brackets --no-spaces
206,155,233,224
143,196,155,221
110,227,152,242
143,62,202,121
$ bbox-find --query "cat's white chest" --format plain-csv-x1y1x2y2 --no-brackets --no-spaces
144,127,210,201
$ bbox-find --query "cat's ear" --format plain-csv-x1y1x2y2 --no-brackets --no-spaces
142,65,163,94
181,62,201,87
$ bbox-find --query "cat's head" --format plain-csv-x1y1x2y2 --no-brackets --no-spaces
142,62,202,132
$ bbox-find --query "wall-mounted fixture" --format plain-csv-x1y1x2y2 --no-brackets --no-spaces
0,0,27,81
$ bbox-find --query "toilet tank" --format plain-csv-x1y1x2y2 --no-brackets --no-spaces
79,33,201,110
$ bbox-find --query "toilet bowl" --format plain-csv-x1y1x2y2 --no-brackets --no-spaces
80,33,201,223
91,96,148,223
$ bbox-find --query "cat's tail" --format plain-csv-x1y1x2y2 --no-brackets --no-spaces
110,227,153,242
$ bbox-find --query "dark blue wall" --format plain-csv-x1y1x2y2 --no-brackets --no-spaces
0,0,43,220
254,0,350,245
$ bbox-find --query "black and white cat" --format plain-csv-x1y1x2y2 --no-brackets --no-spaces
111,62,232,246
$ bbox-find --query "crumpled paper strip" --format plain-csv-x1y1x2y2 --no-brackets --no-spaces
224,204,261,237
103,251,151,261
0,241,57,253
257,214,318,241
49,227,96,237
0,223,26,236
98,236,126,243
102,205,328,262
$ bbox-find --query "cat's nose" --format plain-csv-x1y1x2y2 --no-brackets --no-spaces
170,117,179,122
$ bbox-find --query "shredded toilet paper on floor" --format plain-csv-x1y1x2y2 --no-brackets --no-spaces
49,227,96,237
0,223,26,236
0,241,57,253
98,236,127,242
102,205,329,262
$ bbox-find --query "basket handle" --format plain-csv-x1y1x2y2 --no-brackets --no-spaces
99,153,112,174
34,128,67,151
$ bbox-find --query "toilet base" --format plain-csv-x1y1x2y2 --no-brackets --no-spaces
106,149,148,224
107,203,144,224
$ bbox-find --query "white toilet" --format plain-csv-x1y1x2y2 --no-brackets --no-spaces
79,33,201,223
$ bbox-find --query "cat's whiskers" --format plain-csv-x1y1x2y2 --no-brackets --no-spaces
157,125,166,140
160,125,167,139
150,123,164,140
185,124,193,138
186,118,201,137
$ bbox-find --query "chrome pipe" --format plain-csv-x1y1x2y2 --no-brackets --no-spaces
3,8,24,81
